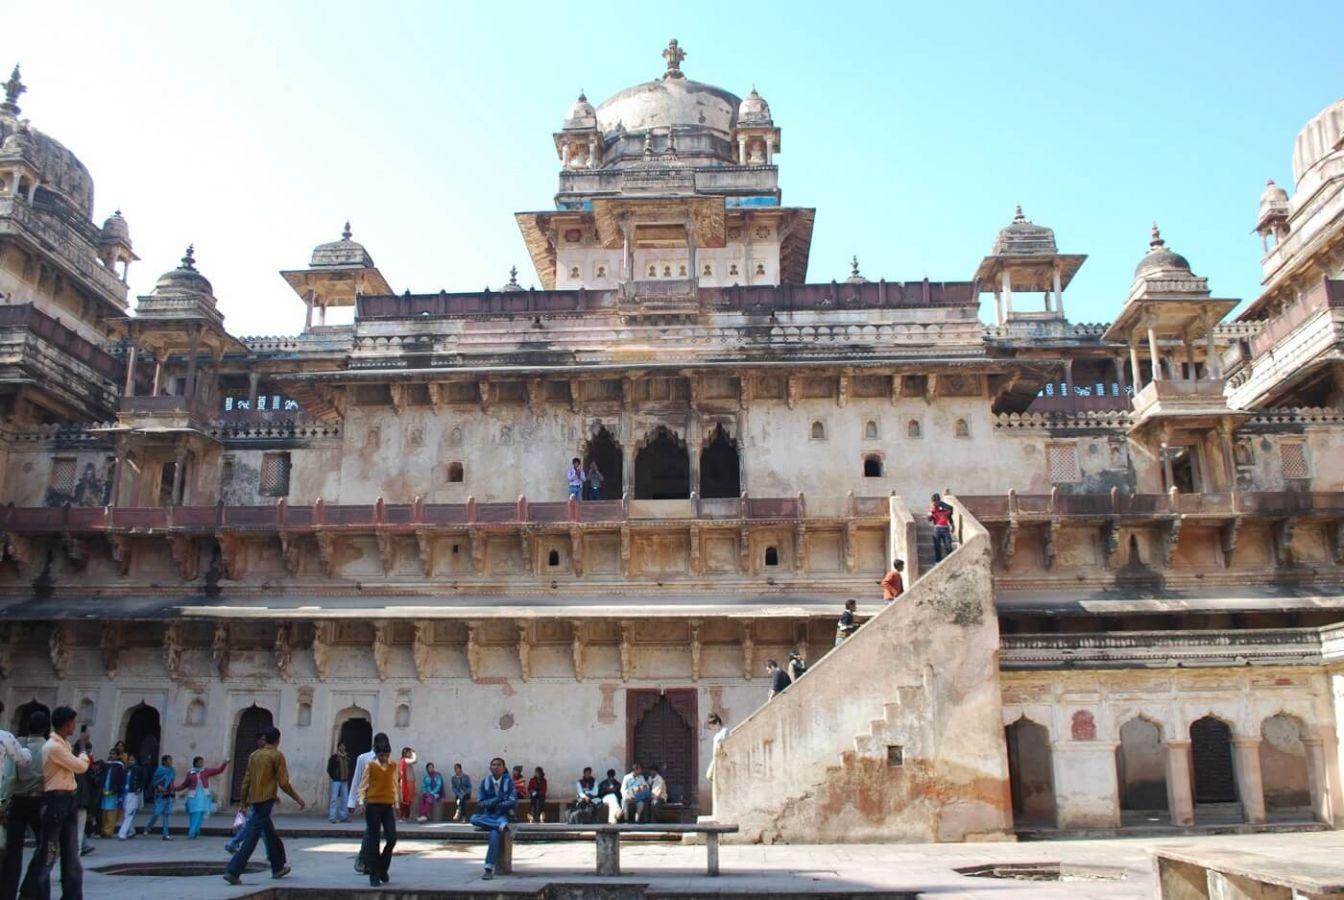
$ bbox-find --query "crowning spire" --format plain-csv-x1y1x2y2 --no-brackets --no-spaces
1,64,25,117
851,255,860,278
342,221,352,241
1149,221,1165,250
662,39,686,79
181,244,197,270
1012,204,1026,224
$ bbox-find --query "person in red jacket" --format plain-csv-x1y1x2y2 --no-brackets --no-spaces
526,767,548,822
929,493,954,562
881,559,905,601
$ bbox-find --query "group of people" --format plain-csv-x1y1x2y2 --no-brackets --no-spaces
565,458,606,500
326,745,480,825
96,747,228,842
568,762,670,826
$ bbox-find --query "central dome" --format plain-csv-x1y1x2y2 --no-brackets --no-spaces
596,77,741,139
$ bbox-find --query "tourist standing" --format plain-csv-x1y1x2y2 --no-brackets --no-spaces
26,706,89,900
73,733,98,856
417,763,444,822
175,756,229,839
929,493,954,562
354,736,398,887
766,659,791,699
396,748,417,821
787,648,808,683
326,742,352,823
704,713,729,783
0,709,41,900
143,755,177,840
620,763,650,823
596,768,622,824
449,763,471,822
526,767,547,823
881,558,905,601
585,461,604,500
116,754,145,839
97,749,125,838
223,726,304,886
836,599,859,646
470,757,517,880
565,458,585,500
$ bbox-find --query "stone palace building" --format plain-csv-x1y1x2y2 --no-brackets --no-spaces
1,43,1343,842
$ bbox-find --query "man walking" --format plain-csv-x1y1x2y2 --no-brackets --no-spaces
326,742,352,823
0,709,40,900
26,706,89,900
346,734,384,875
835,599,859,645
704,713,728,784
766,659,791,699
929,493,954,562
354,736,398,888
449,763,471,822
787,648,808,683
223,726,305,886
470,757,517,880
881,558,905,602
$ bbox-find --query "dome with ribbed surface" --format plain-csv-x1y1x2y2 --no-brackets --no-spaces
0,66,96,217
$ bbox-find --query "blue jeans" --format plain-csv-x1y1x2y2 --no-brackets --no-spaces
27,792,82,900
933,525,952,562
226,800,285,878
470,812,511,870
587,483,602,500
568,484,582,500
328,781,350,821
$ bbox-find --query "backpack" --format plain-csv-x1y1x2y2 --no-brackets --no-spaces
567,803,598,825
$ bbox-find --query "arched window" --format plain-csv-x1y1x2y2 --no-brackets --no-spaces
569,266,580,279
648,265,657,277
297,702,312,727
864,421,879,440
185,698,207,727
547,549,561,567
394,704,411,728
954,418,970,438
447,462,464,483
810,421,826,440
863,455,883,478
702,264,712,276
764,546,779,567
907,419,921,439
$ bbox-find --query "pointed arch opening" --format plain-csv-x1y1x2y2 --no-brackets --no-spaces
634,427,689,500
1260,713,1311,818
1190,715,1240,820
122,702,162,768
699,424,740,499
1116,716,1169,823
231,703,275,803
583,425,623,500
11,699,50,735
1005,717,1056,827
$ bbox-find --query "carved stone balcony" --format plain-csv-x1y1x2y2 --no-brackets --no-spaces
116,395,215,432
0,303,121,419
1000,627,1325,669
1129,377,1240,434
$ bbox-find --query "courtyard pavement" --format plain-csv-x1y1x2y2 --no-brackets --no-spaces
58,819,1344,898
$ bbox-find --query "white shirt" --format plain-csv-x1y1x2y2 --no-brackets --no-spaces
619,771,647,800
347,749,377,809
706,726,729,780
0,730,32,768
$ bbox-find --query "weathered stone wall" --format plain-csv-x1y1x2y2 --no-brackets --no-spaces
710,496,1012,842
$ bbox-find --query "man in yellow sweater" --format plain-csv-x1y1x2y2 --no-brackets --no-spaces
354,735,399,888
223,726,305,886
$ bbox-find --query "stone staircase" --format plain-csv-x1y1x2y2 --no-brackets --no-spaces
912,516,938,574
709,494,1013,843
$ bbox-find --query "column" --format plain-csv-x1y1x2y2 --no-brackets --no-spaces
1053,263,1064,318
743,212,754,287
993,288,1003,325
1205,326,1222,380
737,135,747,164
1185,339,1197,384
107,453,124,507
319,304,327,326
1129,339,1143,392
122,344,138,397
687,418,701,498
764,137,774,166
1050,741,1122,828
1218,423,1237,493
1114,355,1128,398
184,326,201,404
1001,270,1013,317
304,298,313,331
1165,740,1195,826
151,359,163,396
587,136,597,168
247,372,261,409
170,445,187,507
621,220,634,283
1161,430,1175,493
1147,323,1163,381
1303,730,1342,826
1232,737,1266,824
685,217,698,283
1062,359,1074,398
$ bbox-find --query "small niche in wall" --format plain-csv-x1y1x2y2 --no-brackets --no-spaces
954,419,970,439
394,703,411,728
863,455,883,477
185,698,206,727
447,462,464,483
907,419,922,439
548,549,561,567
864,421,879,440
764,546,780,567
810,421,826,440
297,702,312,727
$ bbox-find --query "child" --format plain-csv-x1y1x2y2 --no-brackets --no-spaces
527,767,547,823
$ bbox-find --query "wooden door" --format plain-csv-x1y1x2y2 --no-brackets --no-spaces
627,689,697,805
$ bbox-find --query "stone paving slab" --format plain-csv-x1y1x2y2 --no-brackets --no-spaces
56,828,1344,898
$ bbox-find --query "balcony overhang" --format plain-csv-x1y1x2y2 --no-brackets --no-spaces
1127,379,1246,436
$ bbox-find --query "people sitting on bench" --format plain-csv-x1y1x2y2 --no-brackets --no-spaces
620,763,652,823
596,768,622,824
646,764,668,822
568,767,601,824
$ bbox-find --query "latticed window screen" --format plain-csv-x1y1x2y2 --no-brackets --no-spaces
1280,442,1309,479
1045,443,1082,483
260,452,291,497
49,458,76,496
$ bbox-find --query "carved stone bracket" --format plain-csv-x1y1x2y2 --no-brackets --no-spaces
1162,516,1184,569
315,532,339,579
837,371,849,408
1042,519,1061,570
689,618,702,682
469,529,486,575
216,533,247,580
4,532,36,577
619,525,631,577
413,620,432,682
376,532,395,575
101,622,122,679
428,382,447,412
1273,518,1296,567
273,622,294,681
688,524,703,576
372,620,392,681
388,383,406,415
527,378,544,411
415,529,435,576
312,621,334,681
1332,522,1344,566
169,535,200,581
478,380,493,413
163,621,184,682
925,373,939,404
890,371,903,406
279,532,303,576
569,526,584,577
519,527,535,575
619,619,633,683
1000,519,1019,561
739,524,752,575
213,622,231,680
63,535,88,569
786,374,799,410
465,620,482,683
1221,517,1243,568
793,523,807,573
517,622,531,682
1101,519,1121,568
570,619,585,681
108,534,132,576
843,522,858,574
49,622,69,680
741,619,755,680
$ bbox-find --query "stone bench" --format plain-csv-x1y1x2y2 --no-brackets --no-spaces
1154,846,1344,899
442,822,739,877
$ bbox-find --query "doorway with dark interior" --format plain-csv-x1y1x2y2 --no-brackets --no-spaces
1165,445,1200,493
699,424,740,498
336,709,373,761
11,699,50,734
123,702,161,769
634,427,690,500
583,426,623,500
230,704,274,804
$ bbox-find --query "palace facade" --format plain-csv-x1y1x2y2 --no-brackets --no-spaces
1,45,1343,842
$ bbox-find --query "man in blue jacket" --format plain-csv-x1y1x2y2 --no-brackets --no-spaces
469,757,516,880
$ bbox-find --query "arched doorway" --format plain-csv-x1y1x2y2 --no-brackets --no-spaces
1260,714,1311,818
1116,717,1169,823
583,426,623,500
1190,716,1240,817
699,425,740,499
1005,717,1056,827
627,689,697,808
230,704,274,804
634,427,689,500
334,706,373,759
123,703,161,767
12,699,50,735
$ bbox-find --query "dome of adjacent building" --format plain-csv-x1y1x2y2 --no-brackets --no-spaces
989,205,1058,256
1133,223,1191,277
310,222,375,268
738,88,772,125
1260,178,1289,206
564,92,597,130
153,245,214,296
1291,97,1344,186
0,66,96,217
100,209,131,246
594,41,740,140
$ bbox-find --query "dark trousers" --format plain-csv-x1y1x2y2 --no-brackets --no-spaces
528,795,544,821
226,799,285,878
360,804,396,879
622,797,649,823
1,794,42,900
25,792,82,900
933,525,952,561
453,796,468,820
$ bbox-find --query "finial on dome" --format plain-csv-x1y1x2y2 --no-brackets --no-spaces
1,64,25,116
114,208,122,217
342,221,352,241
509,265,518,284
181,245,197,270
577,89,587,102
851,255,860,277
662,39,686,79
1149,221,1165,250
1266,178,1276,187
1012,204,1026,224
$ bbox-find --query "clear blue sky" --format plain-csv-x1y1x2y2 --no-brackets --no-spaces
8,1,1343,335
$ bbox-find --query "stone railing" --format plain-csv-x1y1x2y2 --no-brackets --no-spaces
0,303,123,382
241,330,354,354
208,422,342,442
993,410,1133,431
1,423,116,445
1246,406,1344,426
710,493,1012,843
0,197,129,304
999,627,1324,669
957,489,1344,521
